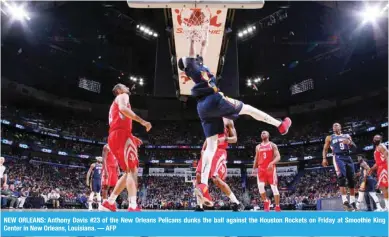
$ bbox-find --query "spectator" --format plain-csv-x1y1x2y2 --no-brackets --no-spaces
48,189,60,209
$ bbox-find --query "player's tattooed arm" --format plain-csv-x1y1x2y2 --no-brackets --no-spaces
224,119,237,144
86,163,95,186
322,136,331,167
378,144,388,160
269,143,281,167
117,94,152,132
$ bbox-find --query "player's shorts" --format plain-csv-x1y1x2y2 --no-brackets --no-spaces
359,176,376,192
91,179,102,192
108,129,139,171
197,92,243,138
377,165,388,188
102,166,118,187
333,155,355,178
257,166,277,185
196,149,227,181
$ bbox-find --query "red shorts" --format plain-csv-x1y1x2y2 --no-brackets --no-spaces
196,149,227,181
102,166,118,187
108,130,139,171
257,166,277,185
377,165,388,188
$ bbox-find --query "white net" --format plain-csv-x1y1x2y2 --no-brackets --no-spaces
180,8,211,42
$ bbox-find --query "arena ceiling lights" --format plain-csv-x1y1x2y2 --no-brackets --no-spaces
129,76,145,86
1,0,31,21
136,24,158,38
360,2,388,24
237,26,256,38
246,77,269,90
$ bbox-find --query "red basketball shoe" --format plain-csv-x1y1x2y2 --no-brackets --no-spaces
128,206,142,212
275,205,281,212
278,117,292,135
99,200,117,212
264,200,270,212
195,183,214,207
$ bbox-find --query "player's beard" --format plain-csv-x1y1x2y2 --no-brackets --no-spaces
373,140,381,146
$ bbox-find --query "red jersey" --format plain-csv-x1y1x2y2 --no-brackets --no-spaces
202,128,229,151
105,150,117,168
108,99,132,133
256,142,274,168
374,144,387,167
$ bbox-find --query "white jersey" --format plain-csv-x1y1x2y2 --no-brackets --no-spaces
0,165,6,179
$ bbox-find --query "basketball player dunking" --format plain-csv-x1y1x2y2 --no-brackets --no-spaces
86,157,103,211
100,83,151,212
356,155,384,211
322,123,357,211
101,144,120,202
253,131,281,212
178,31,292,206
368,135,388,210
195,118,243,211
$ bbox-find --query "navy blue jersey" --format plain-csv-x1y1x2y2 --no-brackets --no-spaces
184,58,218,98
92,163,102,180
330,134,352,154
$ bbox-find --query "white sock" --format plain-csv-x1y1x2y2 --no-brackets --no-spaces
88,202,93,209
89,192,95,201
196,196,203,208
341,195,348,203
108,194,118,205
96,193,102,203
357,192,365,209
239,104,281,127
350,195,356,204
129,196,137,209
385,199,388,209
368,192,382,208
228,192,239,204
201,136,217,185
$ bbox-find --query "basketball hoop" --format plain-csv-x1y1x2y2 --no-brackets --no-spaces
180,8,211,42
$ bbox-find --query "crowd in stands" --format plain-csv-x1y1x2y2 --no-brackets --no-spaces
1,103,387,210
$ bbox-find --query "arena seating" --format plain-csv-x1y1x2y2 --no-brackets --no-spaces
1,104,387,210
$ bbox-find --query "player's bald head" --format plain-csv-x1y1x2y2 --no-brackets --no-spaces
373,134,382,145
112,83,129,96
261,130,270,140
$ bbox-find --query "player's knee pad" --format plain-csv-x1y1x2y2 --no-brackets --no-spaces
337,176,347,187
257,182,266,194
270,185,279,196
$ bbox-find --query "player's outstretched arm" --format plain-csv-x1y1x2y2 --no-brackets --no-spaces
117,93,152,132
322,136,331,167
189,39,196,58
199,32,208,58
86,163,95,186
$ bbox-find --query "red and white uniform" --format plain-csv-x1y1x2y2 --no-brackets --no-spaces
374,144,388,188
102,149,119,187
256,142,277,185
196,129,228,181
107,100,139,171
